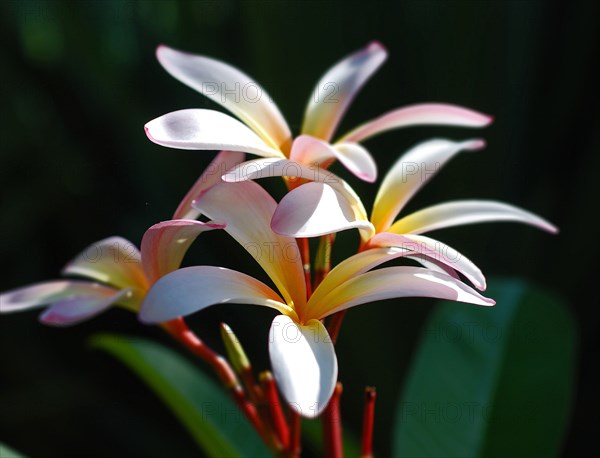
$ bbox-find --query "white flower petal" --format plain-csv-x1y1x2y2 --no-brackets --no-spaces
1,281,120,313
272,182,375,238
368,232,487,290
139,266,292,324
40,288,132,326
390,200,559,235
222,158,373,239
289,135,377,182
140,220,225,284
372,138,485,233
61,237,147,290
302,42,387,141
269,315,338,418
157,45,292,151
339,103,493,143
145,109,284,157
311,266,495,319
192,181,307,310
173,150,246,220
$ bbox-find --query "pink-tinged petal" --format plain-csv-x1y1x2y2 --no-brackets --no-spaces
368,232,486,290
289,135,377,182
40,288,133,327
390,200,559,235
372,138,485,233
272,182,375,238
311,267,495,320
145,109,284,157
269,315,337,418
156,45,292,151
309,247,410,313
339,103,493,143
302,42,387,142
62,237,147,290
307,245,460,318
192,181,307,309
1,280,120,313
222,158,373,239
173,150,246,220
140,220,225,285
139,266,293,324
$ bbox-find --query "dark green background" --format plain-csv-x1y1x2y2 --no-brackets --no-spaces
1,0,597,456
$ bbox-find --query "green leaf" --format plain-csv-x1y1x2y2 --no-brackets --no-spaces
393,278,577,458
0,443,26,458
90,334,270,458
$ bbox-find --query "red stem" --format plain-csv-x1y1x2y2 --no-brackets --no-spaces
327,310,347,345
162,318,268,446
323,382,343,458
361,387,376,458
260,371,290,449
288,408,302,458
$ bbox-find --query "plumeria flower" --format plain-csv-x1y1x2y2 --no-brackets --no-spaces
139,180,495,418
0,153,238,325
221,137,558,291
0,220,222,325
144,42,492,183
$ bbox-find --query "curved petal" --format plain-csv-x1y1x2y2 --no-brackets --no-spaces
272,182,375,238
269,315,338,418
1,280,120,313
302,42,387,141
222,158,373,239
192,181,306,309
311,267,495,320
173,150,246,220
371,138,485,232
139,266,293,324
40,288,133,327
156,45,292,151
62,237,147,290
338,103,493,143
390,200,559,235
141,220,225,285
145,109,284,157
367,232,486,290
289,135,377,182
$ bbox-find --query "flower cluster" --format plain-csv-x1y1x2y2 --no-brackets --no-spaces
1,42,556,428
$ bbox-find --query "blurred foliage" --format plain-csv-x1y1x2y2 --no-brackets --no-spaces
0,0,598,457
394,278,576,457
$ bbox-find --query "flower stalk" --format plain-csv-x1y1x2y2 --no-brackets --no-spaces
323,382,344,458
361,387,377,458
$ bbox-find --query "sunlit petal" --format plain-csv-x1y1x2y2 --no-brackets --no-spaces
222,158,372,239
302,41,387,141
139,266,292,324
40,288,133,327
156,45,292,151
289,135,377,182
145,109,284,157
371,138,485,232
272,182,375,238
192,181,306,308
368,232,486,290
312,267,495,319
390,200,559,235
173,150,246,220
1,281,120,313
62,237,147,290
339,103,493,143
269,315,337,418
140,220,225,284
